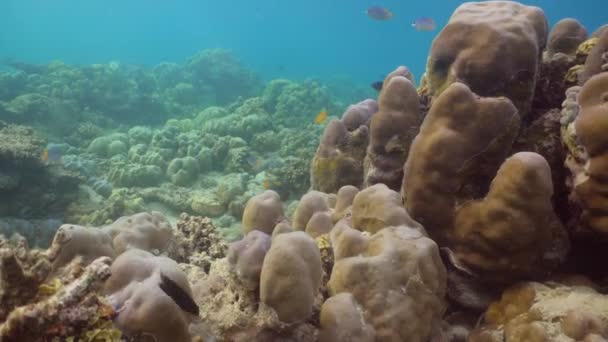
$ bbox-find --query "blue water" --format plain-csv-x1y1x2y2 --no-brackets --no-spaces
0,0,606,84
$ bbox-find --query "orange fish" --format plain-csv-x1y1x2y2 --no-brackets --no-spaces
41,149,49,161
315,109,328,124
263,179,271,189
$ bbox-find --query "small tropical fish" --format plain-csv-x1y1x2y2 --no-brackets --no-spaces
42,145,63,163
315,109,328,124
159,272,199,316
263,179,271,189
412,17,436,31
41,149,49,162
245,154,263,171
366,6,393,20
371,81,383,91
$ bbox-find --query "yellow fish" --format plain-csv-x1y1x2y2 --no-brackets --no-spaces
263,179,271,189
315,109,328,124
41,148,49,162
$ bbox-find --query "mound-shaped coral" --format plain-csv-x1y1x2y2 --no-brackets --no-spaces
260,231,322,323
227,230,271,290
452,152,569,283
48,211,173,269
104,249,194,342
572,72,608,235
364,66,421,191
545,18,588,59
311,99,376,193
241,190,284,235
403,82,520,245
319,293,375,342
351,183,422,234
166,156,199,186
328,222,446,341
426,1,547,116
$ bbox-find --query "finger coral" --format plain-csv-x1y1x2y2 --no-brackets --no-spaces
452,152,569,283
311,99,377,193
364,66,421,191
402,82,520,245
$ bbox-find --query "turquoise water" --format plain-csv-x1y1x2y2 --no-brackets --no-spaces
1,0,605,83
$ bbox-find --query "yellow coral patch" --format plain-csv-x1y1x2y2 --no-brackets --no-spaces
577,37,599,56
38,278,63,296
315,234,331,250
565,65,584,83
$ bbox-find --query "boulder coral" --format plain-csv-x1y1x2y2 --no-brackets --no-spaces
241,190,284,235
331,185,358,222
426,1,547,117
227,230,271,290
452,152,569,283
104,249,194,342
292,190,332,230
402,82,520,245
311,99,376,193
107,162,163,188
351,183,422,234
260,231,322,323
166,156,199,186
319,293,375,342
545,18,588,59
48,211,173,269
328,223,446,341
364,66,421,191
572,72,608,235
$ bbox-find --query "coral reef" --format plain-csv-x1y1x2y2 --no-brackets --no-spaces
2,3,608,342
